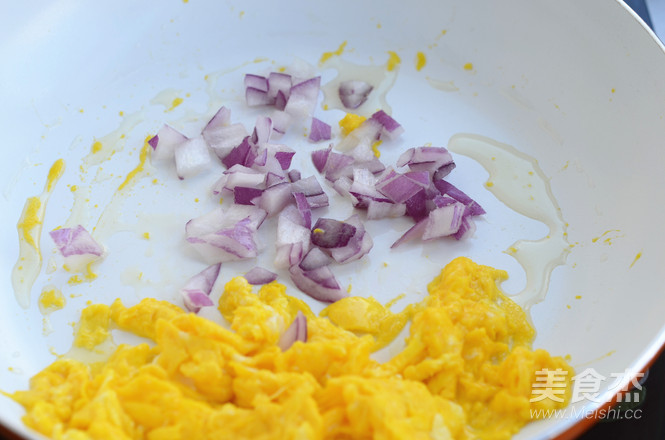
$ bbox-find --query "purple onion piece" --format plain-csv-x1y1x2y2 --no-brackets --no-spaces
371,110,404,140
397,147,454,175
50,225,104,257
267,72,292,101
274,150,296,170
433,179,486,216
202,106,231,134
311,145,332,173
246,87,275,106
292,192,312,229
185,205,267,264
421,202,465,240
376,172,426,204
278,311,307,351
244,266,278,285
339,80,373,109
309,117,332,142
174,136,212,180
311,218,357,249
150,124,188,161
221,136,253,169
255,182,293,216
288,265,347,303
299,247,333,271
284,76,321,119
204,123,249,161
182,291,215,314
329,214,373,264
180,263,221,313
275,206,312,269
234,186,264,205
366,200,407,220
251,116,273,147
288,169,301,182
244,74,268,92
405,189,428,221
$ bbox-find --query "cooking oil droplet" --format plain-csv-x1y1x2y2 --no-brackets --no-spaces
448,133,570,310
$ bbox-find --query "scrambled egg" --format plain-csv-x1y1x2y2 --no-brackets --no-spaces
8,257,573,439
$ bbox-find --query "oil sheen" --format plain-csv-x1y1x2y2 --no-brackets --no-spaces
448,133,570,310
11,159,65,309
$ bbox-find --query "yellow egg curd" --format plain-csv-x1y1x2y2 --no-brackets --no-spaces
7,257,573,440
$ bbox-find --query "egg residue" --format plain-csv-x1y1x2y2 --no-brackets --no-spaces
7,257,572,440
11,159,65,309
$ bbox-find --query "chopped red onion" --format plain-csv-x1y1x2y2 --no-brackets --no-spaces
270,110,292,137
185,205,267,264
174,136,212,180
221,136,254,169
255,182,293,216
267,72,292,101
404,189,428,221
376,170,427,204
309,118,332,142
244,266,278,285
202,106,231,134
270,145,296,170
329,214,373,264
370,110,404,140
331,176,358,204
311,218,357,249
288,265,347,303
279,311,307,351
292,192,312,229
454,214,477,240
203,123,249,161
234,186,264,205
392,199,469,247
311,145,332,173
212,165,266,195
50,225,104,258
274,90,288,111
291,176,329,209
397,147,455,175
251,116,273,147
354,158,387,175
288,169,301,182
150,124,188,162
433,179,486,216
246,87,275,107
265,171,287,187
284,76,321,119
275,205,311,269
339,80,373,109
244,74,268,91
323,152,356,182
298,247,333,271
421,201,465,240
366,200,407,220
349,168,392,208
180,263,221,313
